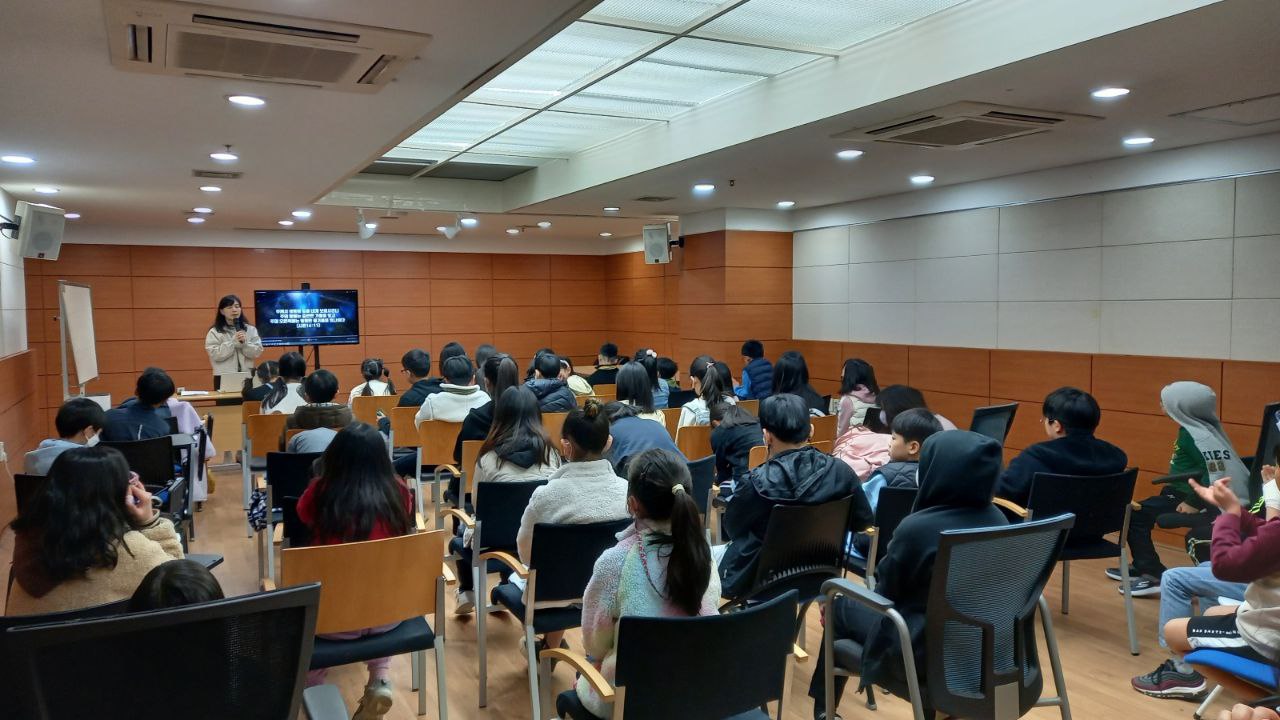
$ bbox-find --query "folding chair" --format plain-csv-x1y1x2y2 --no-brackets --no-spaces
821,514,1075,720
270,530,450,718
547,591,801,719
483,519,632,720
970,402,1019,446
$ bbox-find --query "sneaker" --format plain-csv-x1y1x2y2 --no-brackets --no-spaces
352,679,394,720
1131,660,1208,699
1118,576,1162,597
1105,567,1123,581
453,589,476,615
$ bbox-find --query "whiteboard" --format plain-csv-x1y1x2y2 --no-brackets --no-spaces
58,281,98,389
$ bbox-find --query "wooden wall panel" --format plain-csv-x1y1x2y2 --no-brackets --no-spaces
362,251,431,279
493,279,551,306
723,267,792,304
1092,355,1221,415
549,255,605,279
0,351,42,524
491,254,550,279
842,343,910,387
926,391,991,430
429,279,492,307
291,250,364,278
429,253,492,279
131,246,215,276
213,247,292,276
724,230,792,268
1221,361,1280,426
1095,410,1181,475
909,346,990,396
990,350,1093,402
680,232,726,271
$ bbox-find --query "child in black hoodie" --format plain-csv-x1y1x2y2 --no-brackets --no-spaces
811,430,1008,719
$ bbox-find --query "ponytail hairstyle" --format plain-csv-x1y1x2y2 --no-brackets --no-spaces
633,348,660,390
698,364,732,406
359,358,394,396
562,399,611,459
244,359,279,393
482,354,521,399
265,351,306,409
626,448,711,615
688,354,715,392
839,358,880,396
527,347,556,380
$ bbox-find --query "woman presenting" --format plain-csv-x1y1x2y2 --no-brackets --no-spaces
205,294,263,385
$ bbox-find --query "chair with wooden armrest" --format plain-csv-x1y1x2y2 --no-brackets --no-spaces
242,412,288,536
846,487,918,593
481,518,631,720
256,451,322,583
443,479,548,708
545,591,801,719
270,529,449,718
820,515,1075,720
1019,468,1141,655
417,419,463,530
674,424,712,462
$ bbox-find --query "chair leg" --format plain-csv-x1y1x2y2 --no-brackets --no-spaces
824,600,837,720
794,600,812,651
413,449,424,518
525,625,542,720
866,685,877,710
411,648,420,691
1120,549,1139,655
432,469,444,531
435,644,449,719
1193,685,1221,720
1060,561,1069,615
478,567,489,708
1037,596,1072,720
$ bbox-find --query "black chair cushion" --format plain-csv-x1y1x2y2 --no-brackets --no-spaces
1058,536,1121,562
833,638,868,675
554,690,770,720
491,582,583,634
309,617,434,670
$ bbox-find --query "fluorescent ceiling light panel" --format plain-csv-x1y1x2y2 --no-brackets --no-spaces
474,111,654,157
398,102,529,152
650,37,819,77
583,0,726,33
694,0,969,53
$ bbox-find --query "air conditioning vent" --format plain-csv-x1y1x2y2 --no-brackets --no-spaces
833,102,1099,150
633,195,676,203
104,0,430,93
193,169,242,179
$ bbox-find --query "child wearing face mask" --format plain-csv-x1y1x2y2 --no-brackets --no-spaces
25,398,107,475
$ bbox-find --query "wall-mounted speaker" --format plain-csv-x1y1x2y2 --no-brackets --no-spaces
643,222,672,264
16,201,66,260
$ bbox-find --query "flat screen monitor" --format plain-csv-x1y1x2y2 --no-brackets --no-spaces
254,289,360,346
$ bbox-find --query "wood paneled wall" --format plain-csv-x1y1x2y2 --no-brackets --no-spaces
0,350,41,524
24,245,609,436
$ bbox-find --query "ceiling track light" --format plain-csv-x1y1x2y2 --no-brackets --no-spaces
357,209,377,240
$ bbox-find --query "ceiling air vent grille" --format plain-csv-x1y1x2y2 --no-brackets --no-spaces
193,169,243,179
104,0,430,93
633,195,676,202
834,102,1098,150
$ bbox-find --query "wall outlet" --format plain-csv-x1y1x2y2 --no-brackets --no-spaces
0,441,6,463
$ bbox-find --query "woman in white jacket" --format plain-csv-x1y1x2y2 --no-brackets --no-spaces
205,295,263,381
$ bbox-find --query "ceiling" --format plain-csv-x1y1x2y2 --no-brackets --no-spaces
2,0,1277,246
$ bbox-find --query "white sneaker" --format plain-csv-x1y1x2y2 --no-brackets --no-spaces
454,588,476,615
352,679,393,720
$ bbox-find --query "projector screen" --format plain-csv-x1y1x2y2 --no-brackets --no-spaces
254,289,360,347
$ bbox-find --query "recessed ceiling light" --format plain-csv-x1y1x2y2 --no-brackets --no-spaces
692,183,715,193
64,212,80,220
227,95,266,107
210,146,238,161
363,222,378,230
33,186,58,194
506,228,520,235
910,175,935,186
459,217,479,227
1,155,34,165
776,201,796,209
836,149,864,160
187,217,205,224
1091,87,1130,99
277,220,294,226
199,185,221,192
599,232,613,237
1123,136,1155,147
435,226,448,233
192,207,213,214
603,206,621,213
537,220,552,229
291,210,312,219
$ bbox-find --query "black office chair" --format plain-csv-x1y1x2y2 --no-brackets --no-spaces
970,402,1019,446
549,591,801,719
5,583,333,720
821,514,1075,720
485,518,632,720
99,436,177,489
999,468,1141,655
686,455,716,537
846,486,918,592
13,473,46,517
666,389,696,408
258,451,323,580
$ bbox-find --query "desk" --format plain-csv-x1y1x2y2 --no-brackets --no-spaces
181,391,245,464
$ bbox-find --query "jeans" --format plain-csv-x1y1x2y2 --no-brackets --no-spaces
1159,562,1247,651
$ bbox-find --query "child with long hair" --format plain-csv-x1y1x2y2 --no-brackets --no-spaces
348,358,395,403
568,448,720,718
296,422,414,719
835,358,879,437
677,361,737,428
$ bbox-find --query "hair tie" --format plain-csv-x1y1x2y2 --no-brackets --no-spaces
671,484,686,496
646,349,657,358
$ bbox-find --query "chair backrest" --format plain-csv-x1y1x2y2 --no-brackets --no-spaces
265,451,323,545
241,400,262,423
613,591,798,719
246,413,288,456
686,455,715,516
808,439,832,454
473,480,548,552
667,389,696,408
461,439,483,496
874,486,919,554
14,473,46,517
528,519,631,602
748,444,768,470
6,584,320,720
810,413,838,445
284,427,304,444
1026,468,1138,539
926,515,1075,718
660,407,681,439
581,392,616,406
969,402,1019,445
1247,401,1280,502
675,424,712,460
98,436,175,488
351,394,399,426
417,419,462,466
746,496,853,602
593,384,616,397
542,412,569,443
281,530,444,634
389,406,420,448
738,398,759,415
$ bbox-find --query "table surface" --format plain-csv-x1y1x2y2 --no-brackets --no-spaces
178,391,245,404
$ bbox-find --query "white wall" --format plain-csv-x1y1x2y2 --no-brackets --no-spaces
793,172,1280,361
0,188,27,358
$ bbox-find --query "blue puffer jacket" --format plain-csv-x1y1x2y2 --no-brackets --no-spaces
525,378,578,413
740,357,773,400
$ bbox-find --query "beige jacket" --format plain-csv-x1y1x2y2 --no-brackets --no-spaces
205,325,264,375
5,517,185,616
